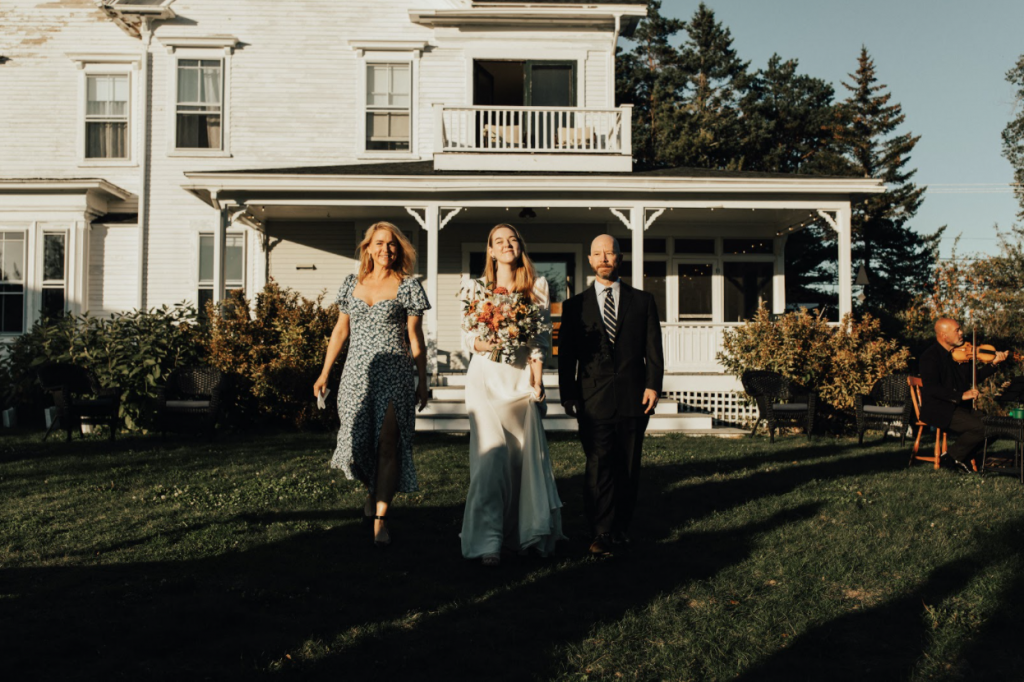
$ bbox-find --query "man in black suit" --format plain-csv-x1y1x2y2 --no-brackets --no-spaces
558,234,664,555
919,317,1008,472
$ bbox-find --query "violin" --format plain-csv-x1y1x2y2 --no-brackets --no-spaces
950,342,1020,364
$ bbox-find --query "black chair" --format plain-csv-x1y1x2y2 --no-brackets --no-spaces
740,370,817,444
854,374,912,446
155,366,224,436
980,416,1024,483
36,363,122,442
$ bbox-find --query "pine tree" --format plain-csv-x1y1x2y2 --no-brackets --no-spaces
840,47,940,327
1002,55,1024,220
615,0,684,170
664,3,750,169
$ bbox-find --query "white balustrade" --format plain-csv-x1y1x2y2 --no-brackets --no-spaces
437,105,629,155
661,323,734,373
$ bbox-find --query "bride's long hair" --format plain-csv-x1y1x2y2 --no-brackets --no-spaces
484,223,538,301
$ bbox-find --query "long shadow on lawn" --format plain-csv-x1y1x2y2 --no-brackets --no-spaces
734,516,1024,681
1,441,902,681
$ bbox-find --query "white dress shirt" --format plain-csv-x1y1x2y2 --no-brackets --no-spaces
594,279,620,326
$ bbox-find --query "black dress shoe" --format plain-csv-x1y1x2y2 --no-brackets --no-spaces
589,534,613,556
953,459,977,474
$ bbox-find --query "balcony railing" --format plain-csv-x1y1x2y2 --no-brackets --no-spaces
661,323,730,373
434,104,632,155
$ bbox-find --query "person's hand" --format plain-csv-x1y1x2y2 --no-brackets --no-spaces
532,383,545,400
962,388,980,401
416,381,429,411
642,388,660,414
474,336,496,353
994,350,1010,364
313,373,328,398
563,400,580,418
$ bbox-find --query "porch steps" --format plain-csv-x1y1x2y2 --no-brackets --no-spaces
417,373,716,433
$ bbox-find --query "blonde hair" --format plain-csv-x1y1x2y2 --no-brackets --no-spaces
356,221,416,283
484,223,537,301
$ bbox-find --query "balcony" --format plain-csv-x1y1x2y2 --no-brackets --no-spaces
432,104,633,172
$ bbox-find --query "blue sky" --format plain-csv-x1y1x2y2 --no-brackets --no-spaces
653,0,1024,257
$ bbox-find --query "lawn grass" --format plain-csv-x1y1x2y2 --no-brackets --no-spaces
3,428,1024,681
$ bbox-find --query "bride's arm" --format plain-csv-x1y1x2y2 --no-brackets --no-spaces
528,278,551,395
460,278,492,355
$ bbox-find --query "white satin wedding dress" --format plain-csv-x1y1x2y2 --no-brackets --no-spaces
460,276,565,559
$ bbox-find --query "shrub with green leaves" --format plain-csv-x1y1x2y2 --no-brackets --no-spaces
0,306,205,429
718,306,911,414
204,283,340,430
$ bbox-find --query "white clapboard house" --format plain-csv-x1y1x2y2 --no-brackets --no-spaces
0,0,882,432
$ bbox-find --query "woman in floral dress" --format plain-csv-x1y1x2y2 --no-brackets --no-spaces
314,221,430,547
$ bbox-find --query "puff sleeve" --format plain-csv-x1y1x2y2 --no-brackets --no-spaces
528,277,552,362
398,276,431,317
335,274,356,314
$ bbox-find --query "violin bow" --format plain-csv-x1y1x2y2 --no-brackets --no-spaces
972,327,977,409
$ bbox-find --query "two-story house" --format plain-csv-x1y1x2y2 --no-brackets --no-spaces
0,0,882,431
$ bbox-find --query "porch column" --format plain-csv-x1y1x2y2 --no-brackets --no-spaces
68,219,90,316
836,205,853,320
630,204,644,288
213,208,226,303
773,235,787,314
425,204,440,375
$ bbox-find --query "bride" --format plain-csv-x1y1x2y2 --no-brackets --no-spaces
460,223,565,566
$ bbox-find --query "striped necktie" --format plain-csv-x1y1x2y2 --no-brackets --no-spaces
602,287,617,346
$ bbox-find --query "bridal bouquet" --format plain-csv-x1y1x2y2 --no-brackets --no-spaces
461,280,550,364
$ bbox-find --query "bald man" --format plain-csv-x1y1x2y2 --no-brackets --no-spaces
558,234,664,555
919,318,1008,472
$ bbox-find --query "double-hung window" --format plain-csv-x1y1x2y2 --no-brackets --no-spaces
85,75,129,159
176,59,223,150
198,233,244,313
41,232,68,319
0,232,26,334
366,63,411,151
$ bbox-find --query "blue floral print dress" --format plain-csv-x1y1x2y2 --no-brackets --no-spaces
329,274,430,493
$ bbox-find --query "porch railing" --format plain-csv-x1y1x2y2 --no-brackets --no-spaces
435,104,632,155
661,323,731,373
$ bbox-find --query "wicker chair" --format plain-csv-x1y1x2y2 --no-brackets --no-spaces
36,363,122,442
854,374,913,446
155,366,224,436
980,416,1024,483
740,370,817,444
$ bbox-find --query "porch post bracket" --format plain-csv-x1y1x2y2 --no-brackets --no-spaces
644,208,666,231
440,207,462,230
816,209,840,232
609,208,631,230
404,206,428,230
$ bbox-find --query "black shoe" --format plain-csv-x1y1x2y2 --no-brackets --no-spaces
589,534,613,557
953,459,977,474
611,530,632,547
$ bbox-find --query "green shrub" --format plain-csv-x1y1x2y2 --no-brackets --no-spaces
204,283,340,430
718,306,911,415
0,306,205,430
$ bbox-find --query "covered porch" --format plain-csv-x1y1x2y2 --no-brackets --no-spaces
183,162,881,378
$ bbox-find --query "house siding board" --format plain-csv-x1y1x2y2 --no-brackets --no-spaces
88,224,139,315
585,50,607,108
266,221,356,304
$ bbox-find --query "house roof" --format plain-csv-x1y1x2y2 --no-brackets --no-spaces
193,159,867,183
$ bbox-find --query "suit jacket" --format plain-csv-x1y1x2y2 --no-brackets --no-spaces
557,281,664,421
919,342,999,430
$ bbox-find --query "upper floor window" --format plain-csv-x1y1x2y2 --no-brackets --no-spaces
0,232,26,335
86,75,129,159
177,59,223,150
366,63,411,152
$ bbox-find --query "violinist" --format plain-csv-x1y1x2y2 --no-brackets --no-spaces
919,317,1010,473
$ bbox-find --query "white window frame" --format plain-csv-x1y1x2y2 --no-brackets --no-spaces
196,230,246,309
69,55,140,167
163,43,234,158
40,229,69,319
0,228,28,336
353,46,421,160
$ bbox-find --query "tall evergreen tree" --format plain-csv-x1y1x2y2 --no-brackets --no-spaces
664,3,749,169
615,0,684,170
840,47,940,325
1002,55,1024,220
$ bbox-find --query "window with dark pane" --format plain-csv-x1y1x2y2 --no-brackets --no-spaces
176,59,222,149
677,262,713,321
41,232,66,319
674,238,715,255
0,232,26,334
86,74,129,158
723,261,774,321
643,260,667,322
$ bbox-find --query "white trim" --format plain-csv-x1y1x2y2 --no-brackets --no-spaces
157,35,240,54
166,49,231,156
348,40,428,58
67,53,142,69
